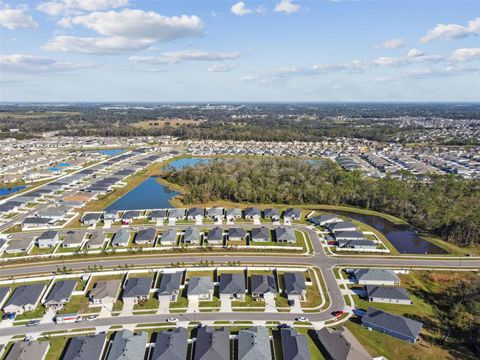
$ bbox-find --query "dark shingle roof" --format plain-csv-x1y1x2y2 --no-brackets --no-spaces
106,330,147,360
151,327,188,360
194,326,229,360
238,326,271,360
280,328,311,360
362,307,423,341
250,275,276,295
63,334,106,360
219,273,245,295
365,286,411,301
123,277,151,298
158,272,182,296
314,327,372,360
284,272,306,295
44,280,76,304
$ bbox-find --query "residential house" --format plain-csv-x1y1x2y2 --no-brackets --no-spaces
111,229,131,247
337,239,377,251
134,228,156,245
194,326,230,360
283,272,307,302
43,280,77,309
228,227,247,242
314,327,372,360
280,328,311,360
89,280,121,306
103,211,119,226
36,230,59,248
22,217,54,229
328,221,358,233
365,285,412,305
122,210,142,224
80,213,102,226
3,284,46,314
263,208,280,221
361,307,423,343
158,272,183,302
219,273,246,300
309,214,343,226
283,208,302,221
335,231,365,241
62,231,85,248
250,275,277,300
187,276,214,301
151,327,188,360
275,226,296,244
238,326,272,360
4,340,50,360
4,238,34,254
0,287,11,308
206,207,224,221
225,208,242,222
187,208,204,222
206,227,224,245
87,232,106,249
251,227,270,242
149,210,168,223
167,208,186,221
105,330,147,360
160,229,177,246
183,227,200,245
244,207,261,220
62,334,107,360
122,277,152,304
352,269,400,286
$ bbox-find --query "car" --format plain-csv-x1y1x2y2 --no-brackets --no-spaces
86,315,97,321
327,240,337,245
332,310,345,317
2,312,15,320
26,320,40,327
166,317,178,323
24,336,33,342
296,317,309,322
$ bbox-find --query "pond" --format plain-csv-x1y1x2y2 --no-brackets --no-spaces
331,210,447,254
91,149,125,156
165,157,214,170
105,177,179,211
0,185,26,196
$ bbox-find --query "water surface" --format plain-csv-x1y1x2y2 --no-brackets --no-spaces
0,185,26,196
166,157,213,170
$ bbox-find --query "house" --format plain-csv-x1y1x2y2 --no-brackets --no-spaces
314,327,372,360
111,229,131,247
225,208,242,222
160,229,177,245
206,207,224,221
0,287,11,308
244,207,261,220
80,212,102,226
149,210,168,222
4,340,50,360
251,226,270,242
134,228,156,245
352,269,400,286
309,214,343,226
337,239,377,250
167,208,186,220
62,333,107,360
121,210,142,224
87,232,106,249
219,273,246,300
89,280,121,305
4,238,34,254
0,238,7,255
264,208,280,221
22,217,54,229
284,272,307,301
158,272,183,301
36,230,59,248
335,231,365,241
361,307,423,343
151,327,188,360
228,227,247,241
283,208,302,221
238,326,272,360
365,285,412,305
183,227,200,245
187,207,204,221
187,276,214,301
105,330,148,360
3,284,45,314
250,275,277,300
206,227,223,245
43,280,76,309
280,328,311,360
62,231,85,248
328,221,358,233
275,226,296,243
103,210,119,225
194,326,230,360
122,277,151,304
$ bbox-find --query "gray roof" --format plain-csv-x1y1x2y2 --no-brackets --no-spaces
225,208,241,217
0,287,10,304
284,272,306,295
206,207,224,218
207,227,223,242
329,221,358,232
219,273,245,295
160,229,177,243
228,227,247,239
149,210,167,219
280,328,311,360
44,280,76,305
251,226,270,240
112,229,130,246
335,231,365,240
238,326,271,360
87,232,105,247
106,330,148,360
250,275,276,295
187,207,204,217
158,272,182,296
245,207,261,217
81,213,102,222
23,217,53,225
187,277,213,296
135,228,156,243
184,227,200,242
122,210,142,220
38,230,58,241
362,307,423,341
194,326,230,360
365,286,411,302
89,280,121,301
151,327,188,360
310,214,341,224
123,277,151,298
338,240,376,248
5,340,50,360
63,334,106,360
264,208,280,218
275,226,296,241
5,284,45,307
284,208,302,219
315,327,372,360
168,208,185,218
6,238,33,252
353,269,400,283
63,231,85,246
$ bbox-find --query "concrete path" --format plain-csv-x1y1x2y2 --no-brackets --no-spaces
157,297,170,314
220,295,232,313
120,299,134,317
40,308,56,324
264,296,278,313
289,299,303,313
187,299,199,313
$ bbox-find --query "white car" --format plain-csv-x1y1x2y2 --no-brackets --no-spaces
296,317,309,322
166,317,178,323
86,315,97,321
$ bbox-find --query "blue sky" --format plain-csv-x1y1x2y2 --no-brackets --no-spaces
1,0,479,102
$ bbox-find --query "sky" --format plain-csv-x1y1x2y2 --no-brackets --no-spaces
0,0,480,102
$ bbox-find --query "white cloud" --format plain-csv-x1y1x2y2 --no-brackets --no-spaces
374,50,442,67
421,17,480,43
43,35,154,54
375,38,405,49
452,48,480,62
0,54,92,73
231,1,263,16
130,50,242,64
274,0,301,14
208,63,234,72
407,48,425,58
0,5,37,30
37,0,128,16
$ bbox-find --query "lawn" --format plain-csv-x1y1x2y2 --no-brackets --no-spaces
133,294,159,310
42,335,68,360
57,295,92,315
232,294,265,309
14,305,45,321
29,246,56,256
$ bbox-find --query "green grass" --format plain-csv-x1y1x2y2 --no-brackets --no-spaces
57,295,93,315
133,294,159,310
232,294,265,309
296,328,326,360
14,305,45,321
42,335,68,360
29,246,56,255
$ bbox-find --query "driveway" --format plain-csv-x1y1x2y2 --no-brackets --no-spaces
187,298,199,313
120,298,135,316
157,296,170,314
40,308,56,324
220,294,232,312
264,295,277,313
98,301,113,318
289,299,303,313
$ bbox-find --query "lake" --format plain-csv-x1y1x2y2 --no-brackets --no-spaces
165,157,214,170
105,177,179,211
331,210,447,254
0,185,26,196
93,149,125,156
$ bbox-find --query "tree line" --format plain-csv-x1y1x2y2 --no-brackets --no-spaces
161,158,480,247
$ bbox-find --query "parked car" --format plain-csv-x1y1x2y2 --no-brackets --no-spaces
332,310,345,318
166,317,178,323
296,317,309,322
86,315,97,321
2,312,15,320
26,320,40,327
327,240,337,245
